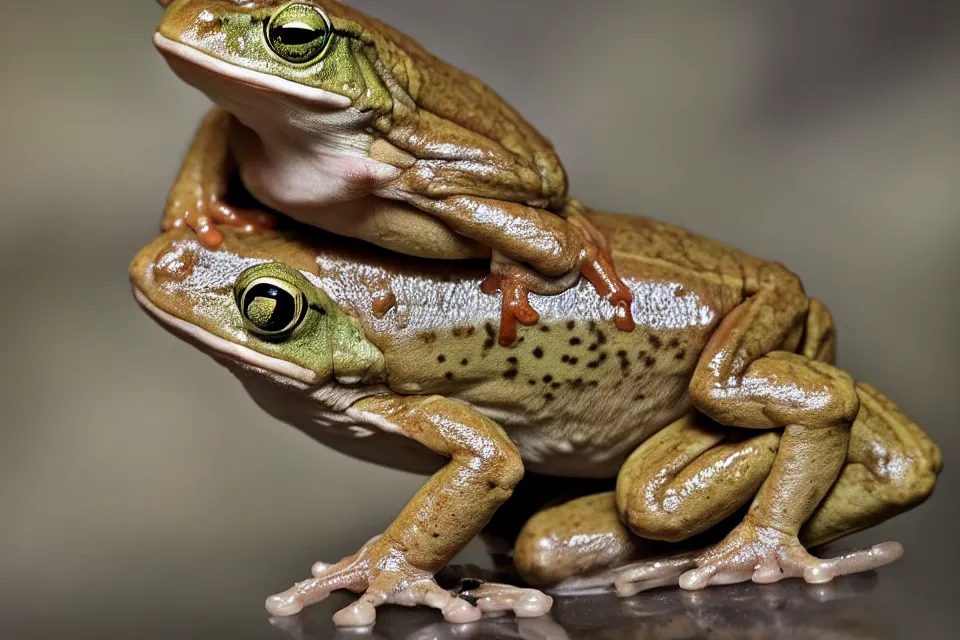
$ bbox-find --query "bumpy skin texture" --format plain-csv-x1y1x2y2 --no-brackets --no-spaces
153,0,633,343
130,211,941,626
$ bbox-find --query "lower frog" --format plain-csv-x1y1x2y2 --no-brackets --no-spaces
152,0,633,344
130,211,941,627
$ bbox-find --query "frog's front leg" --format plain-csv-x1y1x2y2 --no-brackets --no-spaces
265,395,551,627
402,194,634,344
161,107,274,248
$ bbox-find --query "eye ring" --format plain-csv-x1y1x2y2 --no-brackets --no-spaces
237,276,307,339
264,3,333,65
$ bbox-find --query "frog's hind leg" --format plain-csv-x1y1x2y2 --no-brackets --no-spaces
800,381,942,547
512,398,939,597
613,390,940,596
510,412,784,594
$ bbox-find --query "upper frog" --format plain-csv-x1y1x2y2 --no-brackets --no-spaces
155,0,565,208
154,1,637,345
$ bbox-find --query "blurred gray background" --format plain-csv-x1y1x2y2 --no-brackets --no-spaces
0,1,957,638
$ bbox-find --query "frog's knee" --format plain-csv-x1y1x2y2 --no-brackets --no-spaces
879,443,941,510
616,487,694,543
852,383,942,508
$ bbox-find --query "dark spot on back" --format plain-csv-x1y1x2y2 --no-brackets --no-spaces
668,338,681,349
540,325,551,333
528,379,537,386
588,320,598,332
551,382,561,389
544,393,555,402
566,321,576,331
437,355,446,363
588,343,599,352
645,355,657,368
561,355,570,363
596,330,607,345
572,378,584,389
507,356,518,365
503,369,518,379
634,393,646,401
485,322,496,338
484,338,496,350
675,349,687,360
569,337,581,346
543,375,553,383
419,332,437,345
533,347,544,359
461,358,469,366
648,335,663,349
567,357,579,365
445,372,454,380
587,352,609,369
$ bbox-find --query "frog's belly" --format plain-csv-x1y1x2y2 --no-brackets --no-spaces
461,388,694,479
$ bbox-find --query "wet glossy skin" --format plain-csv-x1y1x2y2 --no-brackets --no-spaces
130,212,941,627
152,0,633,344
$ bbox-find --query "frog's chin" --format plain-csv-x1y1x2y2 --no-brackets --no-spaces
132,285,320,387
153,33,353,109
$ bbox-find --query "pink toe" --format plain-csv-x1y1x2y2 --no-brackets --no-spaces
333,600,377,627
265,592,303,617
444,599,483,624
514,592,553,618
679,566,716,590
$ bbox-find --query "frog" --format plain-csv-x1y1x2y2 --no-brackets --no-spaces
152,0,634,345
129,210,942,627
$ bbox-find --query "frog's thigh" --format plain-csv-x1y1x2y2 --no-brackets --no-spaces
513,492,650,588
801,382,942,548
616,412,780,543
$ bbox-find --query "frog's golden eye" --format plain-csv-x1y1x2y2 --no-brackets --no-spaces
238,277,307,339
265,3,333,65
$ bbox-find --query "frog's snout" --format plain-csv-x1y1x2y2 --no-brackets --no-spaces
128,231,197,297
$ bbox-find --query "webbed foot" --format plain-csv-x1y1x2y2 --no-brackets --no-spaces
266,536,551,627
613,520,902,597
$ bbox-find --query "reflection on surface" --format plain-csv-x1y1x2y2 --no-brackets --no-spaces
269,573,883,639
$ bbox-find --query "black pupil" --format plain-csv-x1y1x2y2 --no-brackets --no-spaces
275,24,322,46
244,283,297,332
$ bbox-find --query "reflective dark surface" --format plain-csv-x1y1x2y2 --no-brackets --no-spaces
269,574,887,640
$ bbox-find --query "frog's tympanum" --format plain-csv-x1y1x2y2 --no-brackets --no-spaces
130,211,941,628
152,0,633,345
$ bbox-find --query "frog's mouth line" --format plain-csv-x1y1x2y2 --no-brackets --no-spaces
132,285,319,386
153,33,353,109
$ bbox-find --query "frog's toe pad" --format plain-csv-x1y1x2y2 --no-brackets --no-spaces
612,534,903,597
456,581,553,619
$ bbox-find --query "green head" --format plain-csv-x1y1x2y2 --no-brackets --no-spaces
154,0,394,113
130,228,385,387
